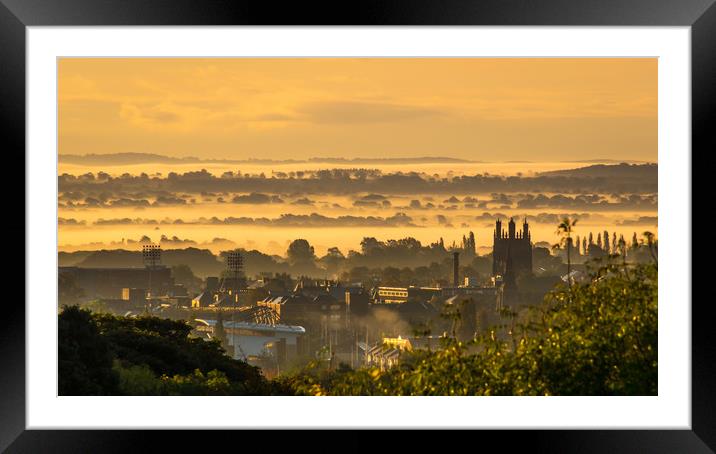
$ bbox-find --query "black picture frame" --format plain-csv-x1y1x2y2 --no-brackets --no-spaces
3,0,711,451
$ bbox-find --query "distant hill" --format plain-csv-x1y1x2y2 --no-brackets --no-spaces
562,159,648,164
59,153,202,165
59,152,475,166
305,156,475,164
57,250,94,266
58,247,295,278
539,163,657,179
59,248,225,277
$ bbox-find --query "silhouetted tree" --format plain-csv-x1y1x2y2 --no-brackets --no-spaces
575,235,581,255
287,239,316,271
556,217,578,291
612,232,618,254
618,235,628,267
59,306,118,395
642,231,657,263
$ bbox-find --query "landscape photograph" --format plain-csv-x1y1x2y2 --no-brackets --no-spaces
57,57,658,396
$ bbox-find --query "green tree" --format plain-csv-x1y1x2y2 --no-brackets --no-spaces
114,361,163,395
59,306,118,395
161,369,234,395
58,306,273,395
82,299,109,314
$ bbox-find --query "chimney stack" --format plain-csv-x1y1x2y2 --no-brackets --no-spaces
453,251,460,287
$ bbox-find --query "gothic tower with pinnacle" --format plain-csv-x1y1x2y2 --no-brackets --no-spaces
492,217,533,279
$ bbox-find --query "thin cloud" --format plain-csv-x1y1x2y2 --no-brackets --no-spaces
298,101,443,124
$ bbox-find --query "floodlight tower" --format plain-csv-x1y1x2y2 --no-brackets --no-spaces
226,250,244,292
142,243,161,300
226,250,244,357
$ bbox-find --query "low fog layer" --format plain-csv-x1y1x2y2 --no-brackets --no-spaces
58,162,657,254
59,211,633,228
58,163,657,196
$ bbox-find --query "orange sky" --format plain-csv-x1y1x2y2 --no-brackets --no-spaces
58,58,657,162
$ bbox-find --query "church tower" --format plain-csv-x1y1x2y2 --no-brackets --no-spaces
492,218,533,279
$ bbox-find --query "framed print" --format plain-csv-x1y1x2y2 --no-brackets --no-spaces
3,0,713,451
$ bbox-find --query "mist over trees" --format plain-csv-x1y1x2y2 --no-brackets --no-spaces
58,163,657,199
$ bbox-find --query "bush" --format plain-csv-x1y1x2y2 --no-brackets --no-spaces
59,307,274,395
59,305,118,395
279,261,657,396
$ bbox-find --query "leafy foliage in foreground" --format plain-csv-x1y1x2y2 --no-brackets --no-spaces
277,261,657,396
58,306,272,395
59,260,657,396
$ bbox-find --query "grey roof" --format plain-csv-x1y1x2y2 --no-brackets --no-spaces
200,318,305,334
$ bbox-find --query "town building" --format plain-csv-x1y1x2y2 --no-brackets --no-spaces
346,289,370,317
121,287,146,306
373,286,442,304
365,335,447,370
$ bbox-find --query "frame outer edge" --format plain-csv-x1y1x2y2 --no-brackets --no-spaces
3,0,714,451
0,1,27,452
692,0,716,450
